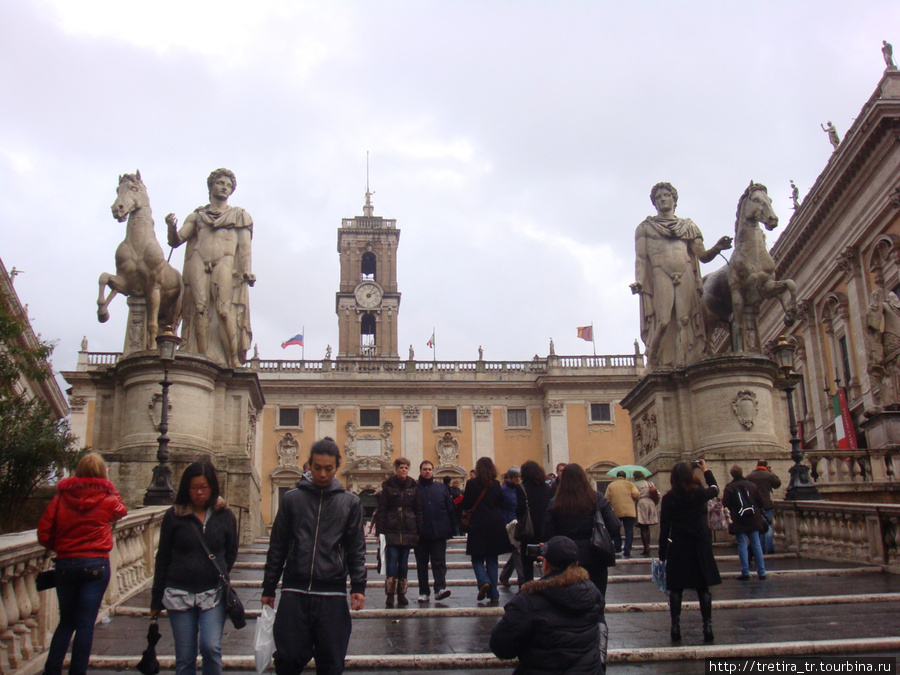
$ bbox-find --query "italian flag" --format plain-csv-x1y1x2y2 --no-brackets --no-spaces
832,389,858,450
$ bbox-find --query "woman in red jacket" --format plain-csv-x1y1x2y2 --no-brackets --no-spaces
38,452,127,675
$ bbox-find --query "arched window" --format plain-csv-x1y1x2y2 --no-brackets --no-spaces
361,313,376,356
361,252,376,281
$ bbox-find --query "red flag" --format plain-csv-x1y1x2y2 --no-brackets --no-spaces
576,326,593,342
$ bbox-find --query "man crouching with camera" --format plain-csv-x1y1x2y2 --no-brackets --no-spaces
490,536,607,674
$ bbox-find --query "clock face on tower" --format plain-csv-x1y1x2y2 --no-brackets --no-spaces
354,281,383,308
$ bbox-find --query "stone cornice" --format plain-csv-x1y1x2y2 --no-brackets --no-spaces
772,74,900,278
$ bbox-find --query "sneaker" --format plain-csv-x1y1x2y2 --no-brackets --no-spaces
435,588,451,600
736,574,750,581
417,594,430,603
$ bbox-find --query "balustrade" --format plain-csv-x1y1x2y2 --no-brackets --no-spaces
0,507,166,673
775,500,900,568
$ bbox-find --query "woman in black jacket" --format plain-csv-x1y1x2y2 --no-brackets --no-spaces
461,456,511,604
658,459,721,643
543,463,620,598
375,457,422,607
516,460,552,583
151,462,238,675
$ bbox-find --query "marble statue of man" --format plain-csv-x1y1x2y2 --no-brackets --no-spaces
866,288,900,407
884,41,895,70
166,168,254,368
790,180,800,210
631,182,732,369
821,121,840,150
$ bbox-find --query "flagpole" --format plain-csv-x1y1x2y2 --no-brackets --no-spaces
302,325,305,361
433,327,436,364
591,321,596,357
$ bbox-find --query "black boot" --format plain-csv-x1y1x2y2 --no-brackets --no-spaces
640,527,651,556
698,590,714,642
668,590,682,642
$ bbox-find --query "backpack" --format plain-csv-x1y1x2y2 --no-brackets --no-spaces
735,484,756,518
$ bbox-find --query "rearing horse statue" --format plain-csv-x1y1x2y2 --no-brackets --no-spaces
98,171,183,348
703,181,797,353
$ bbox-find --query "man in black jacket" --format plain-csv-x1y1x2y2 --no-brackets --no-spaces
490,536,606,674
414,461,455,602
262,438,367,674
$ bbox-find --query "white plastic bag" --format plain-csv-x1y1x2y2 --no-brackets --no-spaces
254,604,276,675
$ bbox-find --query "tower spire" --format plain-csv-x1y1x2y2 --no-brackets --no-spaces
363,151,374,217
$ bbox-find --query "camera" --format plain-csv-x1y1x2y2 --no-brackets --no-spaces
692,460,702,468
525,543,543,558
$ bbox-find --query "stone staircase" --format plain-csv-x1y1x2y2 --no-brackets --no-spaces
80,535,900,673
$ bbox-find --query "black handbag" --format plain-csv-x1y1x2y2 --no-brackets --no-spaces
590,503,617,566
191,526,246,629
514,490,534,540
36,569,56,592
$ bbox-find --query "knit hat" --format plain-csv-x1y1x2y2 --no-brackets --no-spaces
542,536,579,569
756,460,768,468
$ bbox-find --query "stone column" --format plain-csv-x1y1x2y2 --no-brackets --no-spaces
542,400,569,472
402,405,423,467
316,404,337,443
471,405,494,466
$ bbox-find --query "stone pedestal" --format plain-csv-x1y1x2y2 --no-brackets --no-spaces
88,351,265,543
621,355,792,482
861,410,900,450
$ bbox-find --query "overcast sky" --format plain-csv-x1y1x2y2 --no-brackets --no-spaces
2,1,897,382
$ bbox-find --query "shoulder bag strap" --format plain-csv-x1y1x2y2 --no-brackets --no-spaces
190,521,230,587
470,485,489,516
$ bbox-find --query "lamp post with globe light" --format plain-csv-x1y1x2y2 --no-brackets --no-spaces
773,335,821,501
144,329,181,506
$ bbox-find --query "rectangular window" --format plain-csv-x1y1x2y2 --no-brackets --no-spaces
278,407,300,428
437,408,458,427
360,408,380,427
507,408,527,427
838,336,852,388
590,403,612,423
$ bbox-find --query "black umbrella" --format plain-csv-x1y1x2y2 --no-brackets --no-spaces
136,620,161,675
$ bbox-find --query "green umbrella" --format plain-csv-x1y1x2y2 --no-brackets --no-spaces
606,465,652,479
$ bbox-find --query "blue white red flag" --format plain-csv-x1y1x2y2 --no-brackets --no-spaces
281,334,304,349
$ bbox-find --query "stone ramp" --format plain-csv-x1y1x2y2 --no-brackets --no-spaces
81,536,900,672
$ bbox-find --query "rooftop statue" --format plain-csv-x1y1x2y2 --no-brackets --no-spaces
821,121,840,150
166,169,254,368
790,180,800,210
631,182,732,369
97,171,183,349
703,182,797,354
884,40,895,70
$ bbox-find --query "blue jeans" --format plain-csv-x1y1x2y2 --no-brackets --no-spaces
385,545,411,578
763,508,775,553
736,530,766,577
167,598,226,675
273,592,352,675
470,555,499,600
44,557,111,675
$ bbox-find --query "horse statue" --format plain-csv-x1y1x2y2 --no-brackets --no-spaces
703,181,797,353
97,171,183,348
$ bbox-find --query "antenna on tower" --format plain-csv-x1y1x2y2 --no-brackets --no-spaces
364,151,374,217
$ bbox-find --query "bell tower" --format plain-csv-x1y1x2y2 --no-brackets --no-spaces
336,187,401,359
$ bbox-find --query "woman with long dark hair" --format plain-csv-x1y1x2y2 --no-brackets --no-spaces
460,456,511,604
516,460,552,584
375,457,422,607
151,462,238,675
38,453,127,675
543,463,619,597
658,459,721,643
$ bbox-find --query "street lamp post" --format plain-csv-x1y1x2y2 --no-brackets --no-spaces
144,329,181,506
773,335,821,501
